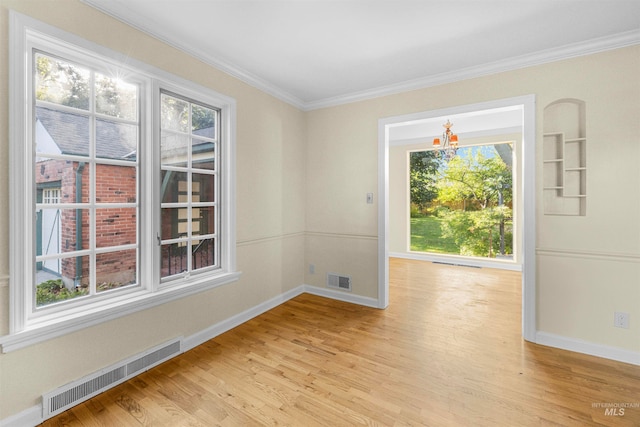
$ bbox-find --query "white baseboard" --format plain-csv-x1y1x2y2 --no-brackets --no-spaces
302,284,380,308
183,284,379,352
1,405,41,427
536,331,640,366
183,285,306,351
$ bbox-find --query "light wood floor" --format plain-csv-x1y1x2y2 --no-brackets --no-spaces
41,258,640,426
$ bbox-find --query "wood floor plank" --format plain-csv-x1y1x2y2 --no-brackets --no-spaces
40,259,640,426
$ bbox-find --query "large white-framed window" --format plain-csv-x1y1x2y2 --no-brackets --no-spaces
3,12,238,352
159,92,220,281
32,48,142,313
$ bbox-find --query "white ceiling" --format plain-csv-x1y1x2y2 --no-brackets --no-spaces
388,106,524,145
83,0,640,110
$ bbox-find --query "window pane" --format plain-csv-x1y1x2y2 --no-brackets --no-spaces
36,162,90,204
95,164,137,203
62,254,90,288
161,242,188,278
192,139,215,171
36,107,90,157
35,262,88,308
160,92,220,280
193,206,215,236
193,173,215,203
35,53,90,110
95,73,138,120
160,170,187,204
192,104,215,138
192,238,216,270
409,144,514,259
37,205,62,271
161,93,189,133
161,207,215,241
161,208,187,240
96,208,137,248
96,249,137,292
161,131,189,167
36,162,64,190
36,208,90,256
32,50,141,311
35,253,91,307
96,119,138,162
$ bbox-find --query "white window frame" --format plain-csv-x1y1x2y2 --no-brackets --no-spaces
158,90,221,282
2,12,239,353
42,188,61,204
30,47,145,322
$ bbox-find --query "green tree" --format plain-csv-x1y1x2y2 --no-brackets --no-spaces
437,149,512,210
35,55,54,102
37,54,138,118
96,75,122,117
192,104,215,133
36,55,89,109
161,95,216,134
440,206,512,257
60,63,89,109
161,94,189,131
437,146,513,257
409,150,439,215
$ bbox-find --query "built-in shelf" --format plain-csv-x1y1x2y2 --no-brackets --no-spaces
543,100,586,216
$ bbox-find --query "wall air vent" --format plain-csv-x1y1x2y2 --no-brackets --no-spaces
42,338,182,419
327,273,352,292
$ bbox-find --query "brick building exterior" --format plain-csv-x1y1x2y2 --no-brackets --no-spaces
36,105,217,289
36,106,137,289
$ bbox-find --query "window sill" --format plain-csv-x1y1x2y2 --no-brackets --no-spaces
0,271,241,353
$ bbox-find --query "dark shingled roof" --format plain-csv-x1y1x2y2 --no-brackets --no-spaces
36,106,216,162
36,106,138,160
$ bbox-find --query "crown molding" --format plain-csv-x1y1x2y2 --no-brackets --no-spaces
304,29,640,111
81,0,307,109
81,0,640,112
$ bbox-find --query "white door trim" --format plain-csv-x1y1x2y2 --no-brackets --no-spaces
377,95,537,342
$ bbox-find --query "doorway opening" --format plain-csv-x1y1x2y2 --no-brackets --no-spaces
378,95,536,342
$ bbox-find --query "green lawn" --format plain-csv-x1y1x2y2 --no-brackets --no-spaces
410,216,460,254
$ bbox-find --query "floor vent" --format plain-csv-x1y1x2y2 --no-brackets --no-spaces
327,273,352,291
127,339,181,376
42,338,182,419
433,261,481,268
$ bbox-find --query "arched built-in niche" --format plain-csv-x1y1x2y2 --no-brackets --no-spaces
543,99,586,216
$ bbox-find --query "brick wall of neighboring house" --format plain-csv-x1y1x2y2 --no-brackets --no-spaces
36,159,137,288
94,163,137,287
35,158,57,183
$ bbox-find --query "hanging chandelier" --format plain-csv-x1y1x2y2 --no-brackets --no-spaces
433,119,459,161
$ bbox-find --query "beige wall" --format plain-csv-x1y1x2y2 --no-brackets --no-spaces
305,46,640,353
1,0,639,422
304,102,379,297
0,0,306,418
